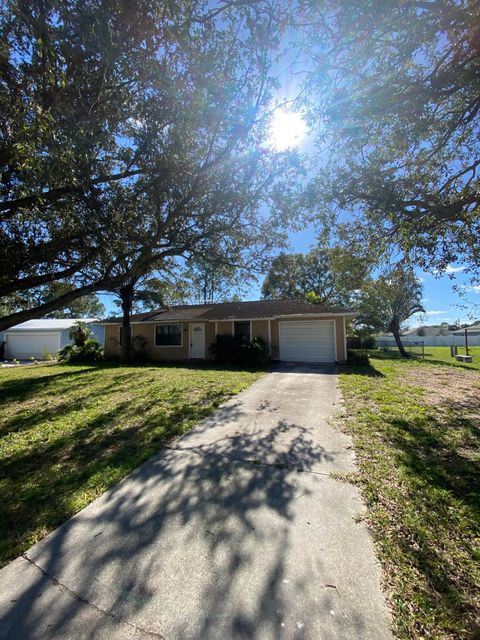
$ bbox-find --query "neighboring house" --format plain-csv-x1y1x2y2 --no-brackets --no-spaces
99,300,356,363
451,326,480,337
0,319,104,360
402,326,453,337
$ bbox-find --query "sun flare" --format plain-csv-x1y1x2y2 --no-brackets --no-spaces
270,110,306,150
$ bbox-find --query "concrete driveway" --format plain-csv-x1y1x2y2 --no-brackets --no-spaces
0,364,392,640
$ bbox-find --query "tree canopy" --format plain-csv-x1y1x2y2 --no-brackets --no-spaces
0,0,296,332
261,247,368,305
297,0,480,279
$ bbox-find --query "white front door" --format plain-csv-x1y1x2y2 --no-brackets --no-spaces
189,323,205,359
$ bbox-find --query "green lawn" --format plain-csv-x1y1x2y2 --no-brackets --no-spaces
0,363,262,566
423,345,480,370
382,345,480,370
338,348,480,639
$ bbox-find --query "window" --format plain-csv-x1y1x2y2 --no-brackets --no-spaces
155,324,182,346
234,321,251,344
118,326,132,346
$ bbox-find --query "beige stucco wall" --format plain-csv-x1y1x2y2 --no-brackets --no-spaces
103,315,348,363
251,320,269,343
104,322,188,361
215,320,233,336
104,324,120,357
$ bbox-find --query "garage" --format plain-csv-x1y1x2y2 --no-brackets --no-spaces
5,332,61,360
279,320,336,363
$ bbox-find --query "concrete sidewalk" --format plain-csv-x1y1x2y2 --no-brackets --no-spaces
0,364,392,640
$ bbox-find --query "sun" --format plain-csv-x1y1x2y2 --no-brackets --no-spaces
269,110,307,150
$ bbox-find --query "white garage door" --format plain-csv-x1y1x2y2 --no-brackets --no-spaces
5,332,61,359
279,320,336,363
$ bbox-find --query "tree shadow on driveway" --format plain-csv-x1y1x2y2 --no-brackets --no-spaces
0,386,389,640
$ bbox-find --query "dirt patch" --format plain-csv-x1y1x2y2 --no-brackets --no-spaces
402,365,480,427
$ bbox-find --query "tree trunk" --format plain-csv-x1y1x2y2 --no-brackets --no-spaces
392,328,409,358
119,283,134,363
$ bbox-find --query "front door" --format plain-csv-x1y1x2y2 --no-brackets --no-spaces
189,323,205,359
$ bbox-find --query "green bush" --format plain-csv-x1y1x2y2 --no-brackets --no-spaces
58,338,104,363
346,349,370,366
347,335,377,349
245,336,271,367
209,334,270,368
68,321,90,347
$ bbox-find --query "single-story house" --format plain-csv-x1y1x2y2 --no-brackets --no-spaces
0,319,104,360
100,300,356,363
451,326,480,337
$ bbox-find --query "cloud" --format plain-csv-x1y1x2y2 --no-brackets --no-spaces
465,285,480,293
424,310,447,315
445,265,466,273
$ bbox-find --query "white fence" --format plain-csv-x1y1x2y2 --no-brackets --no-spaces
378,335,480,347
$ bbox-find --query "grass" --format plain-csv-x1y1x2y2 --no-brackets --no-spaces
338,347,480,639
0,362,262,567
377,345,480,370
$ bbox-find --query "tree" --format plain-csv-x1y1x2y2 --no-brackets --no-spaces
181,256,252,305
43,283,105,319
298,0,480,280
0,282,105,320
355,266,425,358
261,247,368,304
0,0,296,331
261,253,305,300
110,275,180,362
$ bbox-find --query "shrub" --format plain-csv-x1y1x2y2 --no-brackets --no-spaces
347,335,377,349
68,321,90,347
346,349,370,366
131,335,151,362
57,321,103,363
209,334,270,368
58,338,103,364
245,336,271,367
362,335,377,349
209,334,242,365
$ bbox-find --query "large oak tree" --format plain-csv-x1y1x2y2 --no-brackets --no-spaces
0,0,296,332
297,0,480,279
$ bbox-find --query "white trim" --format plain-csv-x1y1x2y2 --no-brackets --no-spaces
99,312,357,326
272,312,357,319
154,323,183,348
189,322,205,359
343,316,347,361
332,318,338,361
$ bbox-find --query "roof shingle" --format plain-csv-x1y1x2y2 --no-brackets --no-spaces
100,300,356,323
